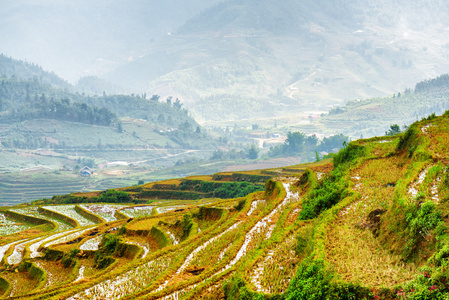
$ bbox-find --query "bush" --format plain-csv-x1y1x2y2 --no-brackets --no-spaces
96,189,132,203
94,234,124,269
285,260,371,300
333,143,365,168
222,275,269,300
94,252,115,269
180,213,193,240
431,244,449,266
397,125,419,155
234,199,246,211
397,267,449,299
295,225,314,257
404,201,443,259
297,169,312,186
299,172,346,220
285,260,333,300
61,249,80,268
48,189,132,204
327,282,372,299
179,180,264,199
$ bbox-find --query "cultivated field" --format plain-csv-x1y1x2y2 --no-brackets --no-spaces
2,114,449,299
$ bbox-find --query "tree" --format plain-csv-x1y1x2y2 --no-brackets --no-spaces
385,124,401,136
305,135,318,151
319,134,349,152
247,144,259,159
166,96,172,106
173,98,182,109
117,121,123,133
179,121,191,132
286,131,306,153
315,151,321,162
210,149,225,160
157,114,165,123
150,94,160,101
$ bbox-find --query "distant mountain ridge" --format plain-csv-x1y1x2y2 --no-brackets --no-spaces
0,0,223,82
314,73,449,138
106,0,449,125
0,56,215,178
0,54,71,90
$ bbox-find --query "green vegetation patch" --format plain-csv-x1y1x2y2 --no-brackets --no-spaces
0,277,11,298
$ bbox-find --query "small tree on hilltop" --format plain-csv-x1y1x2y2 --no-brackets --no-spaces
385,124,401,136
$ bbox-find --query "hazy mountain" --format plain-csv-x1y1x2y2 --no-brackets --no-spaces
0,54,71,90
105,0,449,125
0,0,222,83
0,56,215,174
3,0,449,128
310,74,449,139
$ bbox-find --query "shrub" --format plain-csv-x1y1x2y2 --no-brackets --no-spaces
285,260,333,300
431,244,449,266
397,267,449,299
222,275,271,300
234,199,246,211
94,252,115,269
299,173,346,220
197,206,224,220
397,125,418,154
101,234,122,254
180,213,193,240
61,249,80,268
333,143,365,168
404,201,443,259
295,224,314,257
265,179,277,196
48,189,132,204
94,234,123,269
285,260,371,300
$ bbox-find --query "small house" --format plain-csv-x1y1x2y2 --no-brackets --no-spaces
80,166,94,177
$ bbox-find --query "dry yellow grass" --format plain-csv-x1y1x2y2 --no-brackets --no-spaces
34,259,74,289
141,179,183,189
324,155,415,287
255,233,300,294
0,228,46,246
2,268,39,297
424,118,449,156
126,218,163,231
185,175,215,181
326,221,415,287
284,202,301,228
350,155,409,217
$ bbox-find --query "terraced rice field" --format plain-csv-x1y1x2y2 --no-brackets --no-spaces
42,205,96,227
81,204,127,222
2,115,449,299
0,176,303,299
80,235,103,251
10,207,73,231
0,213,33,235
120,206,155,218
